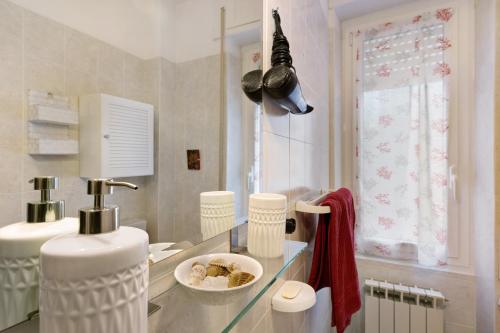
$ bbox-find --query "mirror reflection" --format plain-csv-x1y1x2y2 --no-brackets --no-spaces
0,0,262,330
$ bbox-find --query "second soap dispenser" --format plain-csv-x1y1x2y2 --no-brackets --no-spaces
0,176,78,331
39,179,149,333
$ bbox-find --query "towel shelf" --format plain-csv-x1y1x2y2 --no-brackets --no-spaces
295,189,334,214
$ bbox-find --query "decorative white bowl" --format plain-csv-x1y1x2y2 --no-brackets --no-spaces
174,253,263,296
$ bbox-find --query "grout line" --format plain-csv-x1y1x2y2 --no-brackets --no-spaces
249,307,271,333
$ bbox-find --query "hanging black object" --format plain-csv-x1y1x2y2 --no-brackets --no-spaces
262,9,313,115
241,69,263,104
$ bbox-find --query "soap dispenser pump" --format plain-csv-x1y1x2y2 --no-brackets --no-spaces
27,176,65,222
39,179,149,333
0,176,79,331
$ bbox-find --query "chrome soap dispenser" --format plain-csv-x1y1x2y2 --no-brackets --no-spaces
39,179,149,333
0,176,79,331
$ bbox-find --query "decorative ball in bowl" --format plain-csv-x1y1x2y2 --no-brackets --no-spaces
174,253,263,304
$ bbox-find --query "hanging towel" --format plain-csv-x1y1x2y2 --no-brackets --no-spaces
307,188,361,333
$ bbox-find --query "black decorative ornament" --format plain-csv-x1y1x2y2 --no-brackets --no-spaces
262,9,313,115
241,69,263,104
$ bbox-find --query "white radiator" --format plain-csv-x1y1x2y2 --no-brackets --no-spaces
364,279,445,333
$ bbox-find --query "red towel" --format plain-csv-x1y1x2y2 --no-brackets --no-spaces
307,188,361,332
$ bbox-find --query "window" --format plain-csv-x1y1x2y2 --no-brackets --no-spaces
341,1,473,268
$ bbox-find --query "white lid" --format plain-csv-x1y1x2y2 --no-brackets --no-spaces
0,217,79,257
200,191,235,204
272,281,316,313
40,226,149,280
249,193,287,210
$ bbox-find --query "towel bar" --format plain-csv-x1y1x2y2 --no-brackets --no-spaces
295,189,334,214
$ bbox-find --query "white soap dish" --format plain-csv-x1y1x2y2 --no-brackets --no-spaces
272,280,316,312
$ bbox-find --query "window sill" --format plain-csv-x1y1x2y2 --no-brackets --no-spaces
355,253,475,277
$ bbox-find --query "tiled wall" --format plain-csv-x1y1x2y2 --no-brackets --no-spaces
350,259,476,333
250,0,331,331
146,54,222,244
0,0,156,227
172,55,221,243
226,51,244,220
0,0,221,245
261,0,330,200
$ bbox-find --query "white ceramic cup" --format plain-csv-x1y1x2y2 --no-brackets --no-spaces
200,191,235,240
247,193,287,258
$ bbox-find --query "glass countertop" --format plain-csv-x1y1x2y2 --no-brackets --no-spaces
3,235,307,333
223,240,307,332
149,239,308,333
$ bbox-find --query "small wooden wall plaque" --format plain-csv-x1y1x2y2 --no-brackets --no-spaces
187,149,200,170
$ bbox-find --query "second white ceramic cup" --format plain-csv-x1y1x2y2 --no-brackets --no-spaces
247,193,287,258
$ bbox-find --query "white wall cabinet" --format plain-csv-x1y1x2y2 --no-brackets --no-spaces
79,94,154,178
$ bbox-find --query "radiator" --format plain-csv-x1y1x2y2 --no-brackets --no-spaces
364,279,445,333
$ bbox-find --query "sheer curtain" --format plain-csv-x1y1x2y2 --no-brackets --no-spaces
353,8,454,266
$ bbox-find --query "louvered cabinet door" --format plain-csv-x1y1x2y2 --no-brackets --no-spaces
79,94,154,179
101,95,154,178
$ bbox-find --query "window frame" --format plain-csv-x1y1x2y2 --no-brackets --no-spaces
340,0,474,269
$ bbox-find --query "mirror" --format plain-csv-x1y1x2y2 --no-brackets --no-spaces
0,0,262,330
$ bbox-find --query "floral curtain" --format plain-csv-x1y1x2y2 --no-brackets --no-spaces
353,8,454,266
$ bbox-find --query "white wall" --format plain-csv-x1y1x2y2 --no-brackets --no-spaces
10,0,262,63
474,0,497,331
9,0,164,59
173,0,262,63
330,9,342,188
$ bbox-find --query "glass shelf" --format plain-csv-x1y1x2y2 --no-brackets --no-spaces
3,235,307,333
149,238,308,333
222,240,307,332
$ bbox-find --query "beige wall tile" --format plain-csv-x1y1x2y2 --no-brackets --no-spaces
97,76,124,97
263,131,290,195
0,60,22,96
65,28,99,75
229,282,271,333
0,0,22,62
304,143,321,190
24,58,65,95
65,69,97,96
0,147,22,194
250,310,271,333
0,93,22,149
24,10,65,65
0,193,22,227
97,42,124,82
123,53,148,100
22,154,78,192
290,139,306,200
